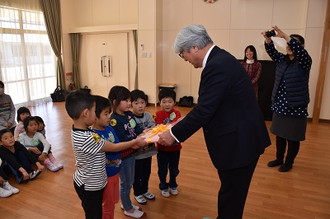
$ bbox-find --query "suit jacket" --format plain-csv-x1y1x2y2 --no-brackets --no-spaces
172,46,271,170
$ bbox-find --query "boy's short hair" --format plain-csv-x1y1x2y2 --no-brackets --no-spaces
16,107,31,122
108,86,131,110
65,90,95,120
0,81,4,88
158,88,176,102
94,95,111,118
0,128,12,140
23,116,37,130
131,89,147,102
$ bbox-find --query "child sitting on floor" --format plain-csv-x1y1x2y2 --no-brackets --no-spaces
34,116,46,137
18,116,63,172
14,107,31,140
0,157,19,197
0,129,44,183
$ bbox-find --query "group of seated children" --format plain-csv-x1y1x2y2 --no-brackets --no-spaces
0,107,63,198
65,87,182,219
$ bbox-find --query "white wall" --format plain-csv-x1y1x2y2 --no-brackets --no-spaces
60,0,138,91
161,0,329,119
60,0,330,119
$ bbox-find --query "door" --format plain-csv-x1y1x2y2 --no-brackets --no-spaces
80,32,129,97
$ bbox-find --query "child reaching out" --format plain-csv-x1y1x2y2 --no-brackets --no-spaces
92,95,121,219
18,116,63,172
131,89,157,205
154,88,182,197
65,90,147,219
14,107,31,140
109,86,145,218
0,129,44,184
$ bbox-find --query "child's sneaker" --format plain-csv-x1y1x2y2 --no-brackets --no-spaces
50,157,64,170
170,187,178,195
29,170,41,180
44,159,61,172
2,181,19,194
120,204,140,211
161,189,170,197
124,209,144,218
143,191,155,200
134,195,147,205
0,187,12,198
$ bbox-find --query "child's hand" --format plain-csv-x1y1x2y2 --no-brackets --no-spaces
22,171,30,181
143,127,153,133
38,153,47,161
131,145,140,150
39,165,45,172
19,167,30,180
36,162,45,171
29,147,41,154
135,135,148,147
0,176,5,184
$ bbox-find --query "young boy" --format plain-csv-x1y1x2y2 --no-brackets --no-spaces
131,89,157,205
154,88,182,197
92,95,121,219
65,90,147,219
0,129,44,184
0,157,19,197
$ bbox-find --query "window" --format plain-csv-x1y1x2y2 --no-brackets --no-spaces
0,5,56,104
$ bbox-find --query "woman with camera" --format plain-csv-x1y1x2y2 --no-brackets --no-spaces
262,25,312,172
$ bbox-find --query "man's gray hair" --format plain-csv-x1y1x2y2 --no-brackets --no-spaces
173,24,213,53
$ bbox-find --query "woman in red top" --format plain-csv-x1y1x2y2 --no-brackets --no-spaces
241,45,262,98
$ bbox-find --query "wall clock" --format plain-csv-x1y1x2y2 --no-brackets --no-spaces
204,0,218,3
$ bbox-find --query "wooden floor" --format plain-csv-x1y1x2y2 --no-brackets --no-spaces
0,101,330,219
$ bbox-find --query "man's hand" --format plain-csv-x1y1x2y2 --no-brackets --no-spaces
158,130,176,146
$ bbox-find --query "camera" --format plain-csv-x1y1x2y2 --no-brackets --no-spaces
265,30,276,37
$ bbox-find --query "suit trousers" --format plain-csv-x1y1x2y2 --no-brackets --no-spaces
217,157,259,219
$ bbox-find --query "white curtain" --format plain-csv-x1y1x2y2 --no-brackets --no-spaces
0,0,56,105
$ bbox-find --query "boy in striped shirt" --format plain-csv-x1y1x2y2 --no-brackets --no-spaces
65,90,147,219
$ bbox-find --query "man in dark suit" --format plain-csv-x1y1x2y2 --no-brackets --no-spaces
158,24,271,219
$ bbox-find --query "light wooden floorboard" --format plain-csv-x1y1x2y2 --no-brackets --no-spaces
0,102,329,219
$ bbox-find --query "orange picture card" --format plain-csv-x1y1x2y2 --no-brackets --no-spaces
143,123,172,143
